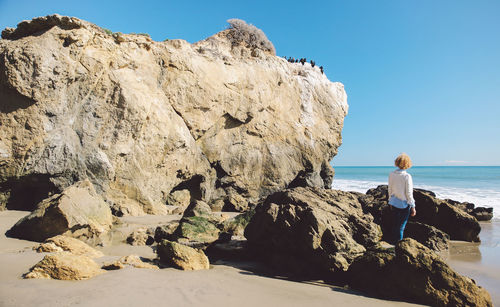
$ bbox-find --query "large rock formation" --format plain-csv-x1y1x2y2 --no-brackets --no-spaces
244,187,382,277
364,185,481,242
347,239,492,307
0,15,348,215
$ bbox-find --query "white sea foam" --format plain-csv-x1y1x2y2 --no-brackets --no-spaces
332,179,500,220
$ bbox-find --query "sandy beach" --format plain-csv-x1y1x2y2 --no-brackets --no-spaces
0,210,424,307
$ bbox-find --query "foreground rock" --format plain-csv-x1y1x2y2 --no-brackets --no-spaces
347,238,492,307
7,180,112,242
0,14,348,215
102,255,158,270
35,235,104,258
25,252,105,280
404,222,449,251
245,187,381,277
364,185,481,242
157,240,210,270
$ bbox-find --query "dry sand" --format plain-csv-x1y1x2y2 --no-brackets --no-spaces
5,210,496,307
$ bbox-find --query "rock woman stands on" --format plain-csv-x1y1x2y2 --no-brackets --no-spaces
388,153,416,244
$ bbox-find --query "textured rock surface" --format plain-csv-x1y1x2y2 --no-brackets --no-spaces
404,221,449,251
347,239,492,307
173,216,221,244
244,187,381,277
157,240,210,270
364,185,481,242
0,15,348,215
220,209,255,237
24,252,105,280
102,254,158,270
126,227,155,246
7,180,113,242
35,235,104,257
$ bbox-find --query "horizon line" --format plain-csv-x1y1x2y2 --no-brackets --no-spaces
333,165,500,167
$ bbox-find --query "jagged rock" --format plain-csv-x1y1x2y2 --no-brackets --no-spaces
160,200,229,245
7,180,112,242
102,255,158,270
472,207,494,221
244,187,381,277
220,209,255,236
347,238,492,307
35,235,104,258
24,252,105,280
173,216,221,244
126,227,155,246
0,14,347,215
182,200,213,218
444,198,494,221
205,236,249,261
365,185,481,242
404,222,449,251
154,222,180,243
166,189,191,209
157,240,209,270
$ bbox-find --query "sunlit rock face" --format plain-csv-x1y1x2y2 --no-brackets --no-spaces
0,15,348,215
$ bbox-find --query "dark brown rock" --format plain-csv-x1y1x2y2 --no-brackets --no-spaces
347,238,492,306
244,187,382,278
365,185,481,242
404,221,449,251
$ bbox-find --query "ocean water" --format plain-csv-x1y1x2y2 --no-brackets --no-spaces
331,166,500,220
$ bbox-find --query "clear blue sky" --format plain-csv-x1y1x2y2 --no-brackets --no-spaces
1,0,499,166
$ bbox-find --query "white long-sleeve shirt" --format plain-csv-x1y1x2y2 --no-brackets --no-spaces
388,169,415,208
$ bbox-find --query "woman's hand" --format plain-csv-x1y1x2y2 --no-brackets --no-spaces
410,207,416,217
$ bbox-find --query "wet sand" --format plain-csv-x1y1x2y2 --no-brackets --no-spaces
0,210,421,307
443,221,500,306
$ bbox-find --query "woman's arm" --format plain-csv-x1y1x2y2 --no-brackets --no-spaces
388,173,393,199
406,174,416,207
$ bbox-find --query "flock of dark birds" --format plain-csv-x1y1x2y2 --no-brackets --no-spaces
283,56,324,74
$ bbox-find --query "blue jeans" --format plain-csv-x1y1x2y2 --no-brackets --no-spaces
392,205,411,244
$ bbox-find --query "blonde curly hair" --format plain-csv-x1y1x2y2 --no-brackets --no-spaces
395,153,412,169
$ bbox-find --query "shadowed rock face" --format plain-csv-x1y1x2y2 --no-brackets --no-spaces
0,14,348,215
244,187,382,278
364,185,481,242
347,239,493,307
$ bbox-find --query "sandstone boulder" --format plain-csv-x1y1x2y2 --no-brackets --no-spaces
35,235,104,258
7,180,113,242
126,227,155,246
365,186,481,242
25,252,105,280
244,187,381,277
0,15,347,215
157,240,210,270
172,216,221,245
102,254,158,270
347,238,492,307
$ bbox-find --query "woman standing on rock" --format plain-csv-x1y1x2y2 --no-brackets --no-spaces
388,153,416,244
